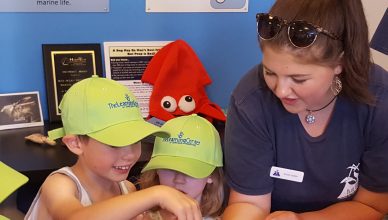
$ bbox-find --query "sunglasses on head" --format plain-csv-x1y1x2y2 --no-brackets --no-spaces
256,13,342,48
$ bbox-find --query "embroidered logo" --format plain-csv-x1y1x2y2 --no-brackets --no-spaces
162,132,200,147
107,94,139,109
337,163,359,199
273,170,280,177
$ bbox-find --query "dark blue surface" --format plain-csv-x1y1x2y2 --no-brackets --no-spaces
370,8,388,55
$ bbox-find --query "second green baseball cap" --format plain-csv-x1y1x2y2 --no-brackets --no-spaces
142,114,223,178
48,76,169,147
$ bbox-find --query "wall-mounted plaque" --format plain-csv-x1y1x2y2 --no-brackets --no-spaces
43,44,103,122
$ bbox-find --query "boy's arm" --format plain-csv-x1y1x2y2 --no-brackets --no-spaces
41,174,201,220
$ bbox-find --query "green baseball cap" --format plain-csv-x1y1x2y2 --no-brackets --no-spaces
0,162,29,204
142,114,223,178
48,76,169,147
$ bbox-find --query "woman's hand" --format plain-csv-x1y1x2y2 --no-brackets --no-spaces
265,211,302,220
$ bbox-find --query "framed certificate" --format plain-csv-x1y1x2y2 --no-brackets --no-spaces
42,44,103,122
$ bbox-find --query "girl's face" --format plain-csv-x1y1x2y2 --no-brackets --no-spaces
81,138,141,183
262,47,342,114
156,169,211,203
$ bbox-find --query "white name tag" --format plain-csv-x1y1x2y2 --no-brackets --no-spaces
270,166,304,183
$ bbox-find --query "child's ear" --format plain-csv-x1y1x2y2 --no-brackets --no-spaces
62,135,83,155
206,177,213,184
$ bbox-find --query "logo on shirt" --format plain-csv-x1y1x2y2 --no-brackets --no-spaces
337,163,359,199
273,170,280,176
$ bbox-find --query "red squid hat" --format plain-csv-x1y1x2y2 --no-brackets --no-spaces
142,39,226,122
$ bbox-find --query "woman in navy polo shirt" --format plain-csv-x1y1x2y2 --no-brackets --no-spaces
222,0,388,219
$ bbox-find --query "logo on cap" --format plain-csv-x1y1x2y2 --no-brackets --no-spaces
108,94,139,109
162,131,200,147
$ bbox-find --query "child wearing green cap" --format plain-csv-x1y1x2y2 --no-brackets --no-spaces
24,76,202,220
139,114,225,220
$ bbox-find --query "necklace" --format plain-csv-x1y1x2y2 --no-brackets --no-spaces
305,96,337,124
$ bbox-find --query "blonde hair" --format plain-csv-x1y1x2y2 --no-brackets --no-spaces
139,167,225,217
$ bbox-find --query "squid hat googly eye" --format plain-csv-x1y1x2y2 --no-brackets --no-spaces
141,39,226,123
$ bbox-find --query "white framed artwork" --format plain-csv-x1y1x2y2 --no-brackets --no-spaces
0,91,44,130
146,0,248,13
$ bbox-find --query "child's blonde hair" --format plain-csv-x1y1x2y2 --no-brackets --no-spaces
140,114,225,217
139,167,225,217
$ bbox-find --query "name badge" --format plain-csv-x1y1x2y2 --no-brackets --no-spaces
270,166,304,183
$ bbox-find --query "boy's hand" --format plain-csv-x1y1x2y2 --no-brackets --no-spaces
131,213,145,220
151,185,202,220
159,209,178,219
140,209,178,220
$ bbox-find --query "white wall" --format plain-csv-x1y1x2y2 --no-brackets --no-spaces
362,0,388,70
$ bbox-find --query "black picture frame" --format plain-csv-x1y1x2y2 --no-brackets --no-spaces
42,44,103,122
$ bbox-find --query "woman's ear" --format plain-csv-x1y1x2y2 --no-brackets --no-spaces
334,52,344,76
62,135,83,155
334,64,343,76
206,177,213,184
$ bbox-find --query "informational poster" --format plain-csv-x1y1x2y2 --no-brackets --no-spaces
0,0,109,12
146,0,248,12
103,41,171,117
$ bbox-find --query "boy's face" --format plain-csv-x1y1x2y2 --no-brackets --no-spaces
80,138,141,182
156,169,211,203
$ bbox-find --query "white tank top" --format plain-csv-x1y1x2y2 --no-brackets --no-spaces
24,166,128,220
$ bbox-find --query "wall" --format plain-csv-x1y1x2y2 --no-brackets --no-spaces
0,1,386,121
0,1,273,120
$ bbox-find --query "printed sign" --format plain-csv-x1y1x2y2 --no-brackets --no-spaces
0,0,109,12
103,41,171,118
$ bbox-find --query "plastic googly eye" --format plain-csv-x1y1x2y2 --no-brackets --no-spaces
160,96,177,112
178,95,196,113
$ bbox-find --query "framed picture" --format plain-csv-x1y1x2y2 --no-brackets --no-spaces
0,91,44,130
42,44,103,122
145,0,248,12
